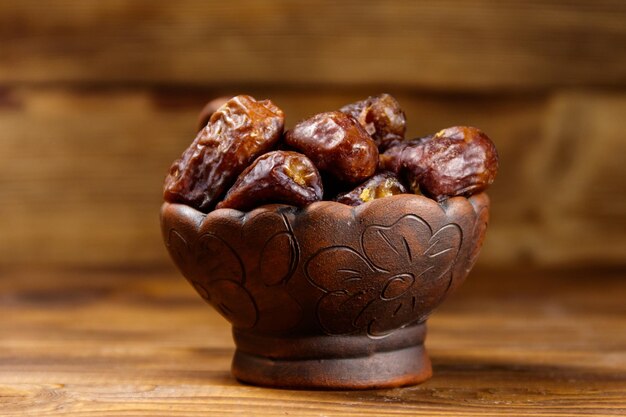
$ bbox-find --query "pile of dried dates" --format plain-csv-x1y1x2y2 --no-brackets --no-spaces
163,94,498,212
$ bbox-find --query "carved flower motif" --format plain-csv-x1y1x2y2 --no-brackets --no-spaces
166,210,301,331
306,215,462,337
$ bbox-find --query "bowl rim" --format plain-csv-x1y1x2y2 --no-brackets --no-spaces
161,192,489,220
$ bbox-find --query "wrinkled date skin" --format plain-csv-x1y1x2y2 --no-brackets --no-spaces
284,111,378,184
379,135,431,192
335,172,407,206
340,93,406,151
421,126,498,200
381,126,498,201
217,151,323,211
197,96,230,131
164,95,285,212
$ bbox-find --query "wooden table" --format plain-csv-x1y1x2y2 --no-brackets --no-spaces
1,267,625,416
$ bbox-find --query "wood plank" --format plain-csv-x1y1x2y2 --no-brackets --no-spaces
1,87,624,268
519,92,626,266
0,267,624,416
1,1,625,90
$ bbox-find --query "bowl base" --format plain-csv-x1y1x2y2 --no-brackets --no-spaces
231,323,432,389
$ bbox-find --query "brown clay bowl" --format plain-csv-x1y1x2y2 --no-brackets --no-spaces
160,193,489,389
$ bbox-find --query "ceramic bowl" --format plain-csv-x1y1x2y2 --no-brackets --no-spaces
161,193,489,389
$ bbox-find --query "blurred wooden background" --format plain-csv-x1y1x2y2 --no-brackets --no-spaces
0,0,625,270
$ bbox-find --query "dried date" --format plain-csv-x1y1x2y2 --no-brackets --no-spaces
421,126,498,200
164,95,285,211
340,93,406,151
216,151,323,210
284,111,378,184
379,135,431,192
381,127,498,201
335,172,407,206
197,96,229,131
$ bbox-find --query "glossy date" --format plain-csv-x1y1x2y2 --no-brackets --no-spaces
196,96,229,131
163,95,285,212
340,93,406,151
335,172,407,206
217,151,323,210
380,126,498,201
284,111,378,184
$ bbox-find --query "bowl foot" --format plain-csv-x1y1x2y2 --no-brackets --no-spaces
231,323,432,389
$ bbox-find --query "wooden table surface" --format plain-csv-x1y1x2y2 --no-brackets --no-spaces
1,267,625,416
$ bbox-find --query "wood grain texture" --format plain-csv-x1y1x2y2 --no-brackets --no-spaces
1,1,625,90
0,267,624,416
1,87,624,268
